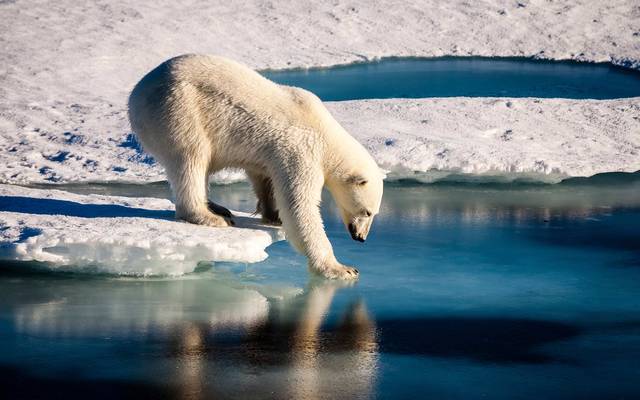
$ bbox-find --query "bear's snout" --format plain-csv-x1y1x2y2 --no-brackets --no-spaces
348,223,366,242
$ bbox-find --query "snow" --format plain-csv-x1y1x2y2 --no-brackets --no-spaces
1,98,638,185
0,0,639,185
0,184,284,275
328,98,640,182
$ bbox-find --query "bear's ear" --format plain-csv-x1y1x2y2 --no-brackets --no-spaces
346,174,368,186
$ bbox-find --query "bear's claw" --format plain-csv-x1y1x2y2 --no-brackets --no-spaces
261,214,282,226
311,262,359,280
207,201,233,218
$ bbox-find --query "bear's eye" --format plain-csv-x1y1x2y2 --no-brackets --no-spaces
347,175,368,186
365,210,372,217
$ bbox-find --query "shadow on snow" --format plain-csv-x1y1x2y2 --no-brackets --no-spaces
0,195,174,220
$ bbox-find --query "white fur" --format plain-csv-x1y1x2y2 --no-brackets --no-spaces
128,55,383,279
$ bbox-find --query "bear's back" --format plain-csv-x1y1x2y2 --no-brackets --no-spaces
130,55,332,151
169,55,300,115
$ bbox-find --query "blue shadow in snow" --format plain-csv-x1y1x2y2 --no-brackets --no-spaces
0,196,174,220
119,133,156,165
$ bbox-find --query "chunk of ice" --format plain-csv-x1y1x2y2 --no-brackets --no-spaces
0,184,283,276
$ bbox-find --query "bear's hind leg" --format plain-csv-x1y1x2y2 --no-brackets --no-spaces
169,156,230,228
248,172,281,225
205,171,234,222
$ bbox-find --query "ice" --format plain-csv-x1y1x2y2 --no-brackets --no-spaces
0,1,638,185
1,97,638,185
0,184,284,275
328,98,640,183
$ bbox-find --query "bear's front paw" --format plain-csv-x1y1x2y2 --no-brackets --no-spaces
311,260,359,280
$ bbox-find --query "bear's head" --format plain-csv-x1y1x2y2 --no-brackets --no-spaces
330,169,384,243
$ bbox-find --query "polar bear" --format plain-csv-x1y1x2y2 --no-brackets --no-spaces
128,55,383,279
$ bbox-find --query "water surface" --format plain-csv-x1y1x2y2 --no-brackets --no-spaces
1,179,639,399
262,57,640,100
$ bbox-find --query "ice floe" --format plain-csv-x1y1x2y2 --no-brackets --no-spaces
0,184,283,275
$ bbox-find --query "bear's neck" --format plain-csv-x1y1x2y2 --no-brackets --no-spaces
321,125,369,187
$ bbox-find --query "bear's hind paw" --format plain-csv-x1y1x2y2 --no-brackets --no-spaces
207,201,233,218
260,214,282,226
179,211,231,228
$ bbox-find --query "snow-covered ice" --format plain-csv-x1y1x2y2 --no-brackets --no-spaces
0,0,638,185
329,98,640,182
1,97,638,185
0,184,283,275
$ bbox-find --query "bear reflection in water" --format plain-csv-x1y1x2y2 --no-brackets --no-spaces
10,274,378,399
169,281,378,400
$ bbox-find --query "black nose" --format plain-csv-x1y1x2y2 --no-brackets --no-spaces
348,223,365,242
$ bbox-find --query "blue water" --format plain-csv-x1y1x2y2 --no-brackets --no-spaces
1,179,639,399
262,57,640,100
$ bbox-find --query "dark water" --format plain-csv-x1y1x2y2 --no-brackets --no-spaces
262,57,640,100
1,179,640,399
